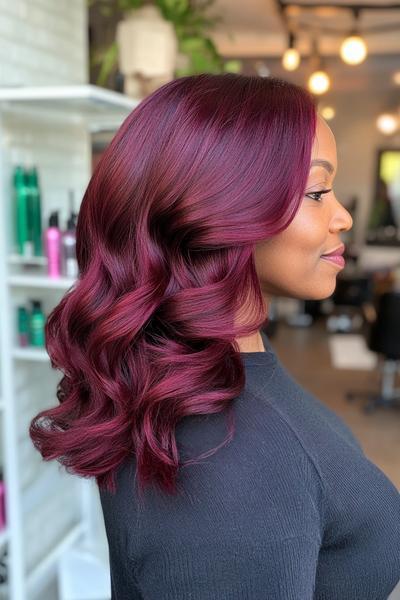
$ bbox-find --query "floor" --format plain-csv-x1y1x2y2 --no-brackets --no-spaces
42,315,400,599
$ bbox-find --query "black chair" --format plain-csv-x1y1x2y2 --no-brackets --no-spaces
327,275,374,333
345,291,400,413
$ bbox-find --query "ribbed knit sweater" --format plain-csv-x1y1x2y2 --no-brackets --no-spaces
99,331,400,599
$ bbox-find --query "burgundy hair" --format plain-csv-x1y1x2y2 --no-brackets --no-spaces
29,74,317,502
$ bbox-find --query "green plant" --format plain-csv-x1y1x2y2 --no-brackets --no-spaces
88,0,242,87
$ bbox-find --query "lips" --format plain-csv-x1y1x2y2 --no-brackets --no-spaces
321,243,345,257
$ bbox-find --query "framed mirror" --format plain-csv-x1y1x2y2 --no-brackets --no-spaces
366,148,400,246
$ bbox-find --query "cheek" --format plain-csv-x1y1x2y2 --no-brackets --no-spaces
289,213,326,254
254,216,332,298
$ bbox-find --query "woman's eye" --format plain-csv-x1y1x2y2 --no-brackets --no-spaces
305,189,332,202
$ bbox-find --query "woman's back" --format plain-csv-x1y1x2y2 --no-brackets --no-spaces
99,333,400,599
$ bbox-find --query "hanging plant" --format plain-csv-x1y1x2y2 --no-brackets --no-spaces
88,0,242,87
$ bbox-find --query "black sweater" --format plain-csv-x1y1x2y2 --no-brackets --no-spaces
99,331,400,598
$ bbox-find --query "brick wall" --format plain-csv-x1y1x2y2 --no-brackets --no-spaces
0,0,88,86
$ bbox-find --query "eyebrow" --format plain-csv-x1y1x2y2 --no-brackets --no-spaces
310,159,335,175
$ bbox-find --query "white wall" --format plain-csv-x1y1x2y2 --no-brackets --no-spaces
0,2,93,597
0,0,88,86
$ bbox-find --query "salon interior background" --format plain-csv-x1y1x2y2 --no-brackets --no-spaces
89,0,400,260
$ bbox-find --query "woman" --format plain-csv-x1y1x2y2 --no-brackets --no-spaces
30,74,400,599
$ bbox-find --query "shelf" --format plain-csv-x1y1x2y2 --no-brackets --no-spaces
0,84,140,132
8,274,76,290
12,347,49,362
8,255,47,267
27,523,85,599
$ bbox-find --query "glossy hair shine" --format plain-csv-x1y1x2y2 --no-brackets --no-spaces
29,74,317,502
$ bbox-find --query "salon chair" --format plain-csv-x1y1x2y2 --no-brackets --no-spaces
327,275,374,333
345,290,400,413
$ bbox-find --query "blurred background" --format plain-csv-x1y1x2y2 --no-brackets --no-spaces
0,0,399,598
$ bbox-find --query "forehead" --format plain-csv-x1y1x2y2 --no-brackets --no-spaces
310,116,337,171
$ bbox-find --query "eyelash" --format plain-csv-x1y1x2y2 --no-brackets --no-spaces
305,188,332,202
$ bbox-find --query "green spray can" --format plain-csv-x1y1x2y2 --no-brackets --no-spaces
13,166,32,256
26,167,43,256
29,300,45,347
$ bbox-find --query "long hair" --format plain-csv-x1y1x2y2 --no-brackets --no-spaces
29,73,317,502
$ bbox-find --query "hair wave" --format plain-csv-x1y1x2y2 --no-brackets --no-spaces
29,73,317,501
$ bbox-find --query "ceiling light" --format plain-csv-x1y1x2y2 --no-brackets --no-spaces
340,7,367,65
308,71,331,95
282,48,300,71
307,38,330,95
376,113,399,135
340,35,367,65
320,106,336,120
392,71,400,86
282,32,300,71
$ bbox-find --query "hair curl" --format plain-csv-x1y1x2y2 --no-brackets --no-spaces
29,73,317,502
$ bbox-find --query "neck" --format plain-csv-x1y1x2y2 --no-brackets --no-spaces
236,330,265,353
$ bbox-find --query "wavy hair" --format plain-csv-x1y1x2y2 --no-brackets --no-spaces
29,73,317,502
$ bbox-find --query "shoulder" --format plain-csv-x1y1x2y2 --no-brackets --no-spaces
171,390,327,539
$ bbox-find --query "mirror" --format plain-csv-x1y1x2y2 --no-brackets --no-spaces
366,148,400,246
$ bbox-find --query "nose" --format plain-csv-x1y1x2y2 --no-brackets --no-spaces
329,196,353,233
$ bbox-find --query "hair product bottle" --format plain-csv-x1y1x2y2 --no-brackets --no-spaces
26,166,43,256
13,165,32,257
29,300,45,347
61,192,78,278
0,470,6,530
45,211,61,278
17,306,30,347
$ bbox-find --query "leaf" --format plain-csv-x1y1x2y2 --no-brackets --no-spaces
96,41,118,86
117,0,143,10
180,36,206,53
223,59,242,73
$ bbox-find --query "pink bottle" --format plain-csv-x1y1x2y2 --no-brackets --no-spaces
0,479,5,530
45,211,61,278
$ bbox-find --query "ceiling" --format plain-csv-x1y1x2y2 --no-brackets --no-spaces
206,0,400,92
208,0,400,56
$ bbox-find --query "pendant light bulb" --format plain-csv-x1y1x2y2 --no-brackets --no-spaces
340,9,367,65
340,35,367,65
308,70,331,95
376,113,399,136
282,48,300,71
282,33,300,71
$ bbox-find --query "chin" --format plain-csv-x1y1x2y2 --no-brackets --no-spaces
305,284,337,301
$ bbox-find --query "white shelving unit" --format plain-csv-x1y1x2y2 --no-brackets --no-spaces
0,85,139,600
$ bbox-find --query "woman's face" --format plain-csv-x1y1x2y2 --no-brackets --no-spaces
254,115,353,301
